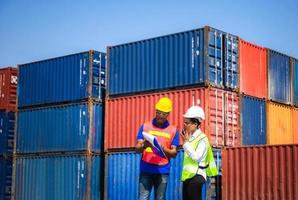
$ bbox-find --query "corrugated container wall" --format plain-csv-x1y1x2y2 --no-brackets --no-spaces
16,102,103,154
0,111,15,155
18,50,106,108
105,149,222,200
0,67,17,111
294,58,298,106
239,39,267,98
105,87,240,150
267,49,292,105
224,32,239,89
267,102,293,144
241,96,266,145
222,145,298,200
13,154,102,200
107,26,239,96
293,108,298,143
0,157,12,200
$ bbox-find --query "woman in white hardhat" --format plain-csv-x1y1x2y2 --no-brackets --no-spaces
180,105,218,200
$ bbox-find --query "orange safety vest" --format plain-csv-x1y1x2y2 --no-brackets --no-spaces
142,121,177,165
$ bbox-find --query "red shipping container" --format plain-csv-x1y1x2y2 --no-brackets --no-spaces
239,39,267,98
222,145,298,200
105,87,240,150
0,67,17,111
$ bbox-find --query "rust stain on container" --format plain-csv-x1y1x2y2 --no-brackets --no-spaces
105,87,240,150
267,102,293,144
0,67,17,111
222,145,298,200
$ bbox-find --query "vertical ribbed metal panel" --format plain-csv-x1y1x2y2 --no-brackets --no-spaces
0,111,15,155
267,102,293,144
16,102,103,153
293,108,298,144
90,155,102,200
294,59,298,106
239,39,267,98
105,87,240,150
105,149,221,200
108,29,205,96
241,96,266,145
14,154,101,200
223,31,239,89
18,51,106,108
105,151,141,200
224,90,240,146
267,49,292,104
105,88,207,150
0,157,12,200
222,145,298,200
205,27,224,88
0,67,17,111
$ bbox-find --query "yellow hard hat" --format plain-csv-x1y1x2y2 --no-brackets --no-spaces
155,97,172,112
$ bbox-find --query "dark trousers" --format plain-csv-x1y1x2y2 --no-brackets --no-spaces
183,175,206,200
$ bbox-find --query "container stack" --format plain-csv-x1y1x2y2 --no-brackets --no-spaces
0,67,17,200
104,26,240,199
239,40,267,145
223,38,298,199
12,51,106,200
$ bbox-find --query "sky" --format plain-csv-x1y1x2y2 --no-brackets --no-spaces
0,0,297,67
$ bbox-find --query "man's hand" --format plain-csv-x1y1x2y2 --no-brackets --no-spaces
135,140,153,153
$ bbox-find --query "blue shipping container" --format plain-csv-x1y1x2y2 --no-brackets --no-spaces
268,49,292,104
0,157,12,200
16,102,103,153
294,59,298,106
105,149,221,200
224,33,239,89
107,26,238,96
18,50,106,108
14,154,102,200
241,95,266,145
0,111,15,155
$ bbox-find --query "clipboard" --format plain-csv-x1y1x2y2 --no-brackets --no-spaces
142,131,166,158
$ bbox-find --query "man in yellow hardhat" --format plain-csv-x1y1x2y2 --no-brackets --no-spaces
135,97,179,200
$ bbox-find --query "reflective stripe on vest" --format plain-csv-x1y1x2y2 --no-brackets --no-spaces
142,121,176,165
181,132,218,181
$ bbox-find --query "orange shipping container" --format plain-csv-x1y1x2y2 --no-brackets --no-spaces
293,108,298,143
239,39,267,98
0,67,17,111
105,87,240,150
222,145,298,200
267,102,293,144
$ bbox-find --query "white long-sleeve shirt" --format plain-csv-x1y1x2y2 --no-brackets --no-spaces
183,129,208,180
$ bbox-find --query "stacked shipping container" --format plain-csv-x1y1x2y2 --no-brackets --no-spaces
105,149,222,200
13,50,106,200
105,26,240,199
105,26,298,199
0,68,17,111
222,145,298,200
105,87,240,149
4,24,296,199
0,67,17,200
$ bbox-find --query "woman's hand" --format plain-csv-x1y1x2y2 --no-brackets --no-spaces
180,129,190,144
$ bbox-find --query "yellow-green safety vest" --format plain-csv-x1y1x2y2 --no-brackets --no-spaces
181,132,218,181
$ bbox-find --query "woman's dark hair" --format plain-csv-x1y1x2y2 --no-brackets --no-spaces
189,118,201,128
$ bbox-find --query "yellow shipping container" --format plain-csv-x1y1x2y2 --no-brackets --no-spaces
293,108,298,144
267,102,293,144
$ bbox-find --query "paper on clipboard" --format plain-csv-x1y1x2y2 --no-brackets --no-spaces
142,131,166,158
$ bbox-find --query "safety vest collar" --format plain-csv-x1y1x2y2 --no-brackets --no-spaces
188,129,205,143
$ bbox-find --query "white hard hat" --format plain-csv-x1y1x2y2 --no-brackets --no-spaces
183,105,205,121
